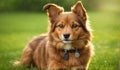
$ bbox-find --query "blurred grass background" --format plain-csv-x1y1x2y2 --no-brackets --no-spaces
0,0,120,70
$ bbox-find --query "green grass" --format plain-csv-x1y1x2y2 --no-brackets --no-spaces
88,12,119,70
0,12,119,70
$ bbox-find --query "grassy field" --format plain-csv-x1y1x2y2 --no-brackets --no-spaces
0,12,119,70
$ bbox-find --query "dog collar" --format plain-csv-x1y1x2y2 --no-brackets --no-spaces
63,49,80,60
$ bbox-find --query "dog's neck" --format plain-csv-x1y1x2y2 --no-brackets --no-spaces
64,43,74,50
61,43,82,60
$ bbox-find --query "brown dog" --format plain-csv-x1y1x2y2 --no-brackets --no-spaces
15,1,94,70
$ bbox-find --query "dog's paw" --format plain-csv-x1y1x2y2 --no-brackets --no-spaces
48,66,67,70
48,68,67,70
72,66,87,70
57,68,67,70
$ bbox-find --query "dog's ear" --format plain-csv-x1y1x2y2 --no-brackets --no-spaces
43,4,64,19
43,4,64,32
71,1,87,20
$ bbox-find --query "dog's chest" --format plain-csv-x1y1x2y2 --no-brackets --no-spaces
62,44,81,66
64,44,74,50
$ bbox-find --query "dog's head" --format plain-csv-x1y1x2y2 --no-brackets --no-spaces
43,1,91,44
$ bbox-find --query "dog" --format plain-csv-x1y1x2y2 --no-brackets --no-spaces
15,1,94,70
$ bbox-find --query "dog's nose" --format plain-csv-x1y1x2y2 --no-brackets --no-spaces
63,33,70,39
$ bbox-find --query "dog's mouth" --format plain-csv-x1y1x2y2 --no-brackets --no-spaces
63,39,72,43
63,41,72,43
62,39,79,44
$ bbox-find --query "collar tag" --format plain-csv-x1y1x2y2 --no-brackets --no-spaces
64,50,69,60
75,50,80,58
63,49,80,60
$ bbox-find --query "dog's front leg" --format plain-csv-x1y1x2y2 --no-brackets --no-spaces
48,61,68,70
71,66,87,70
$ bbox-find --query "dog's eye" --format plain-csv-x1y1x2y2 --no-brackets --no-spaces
58,24,64,28
72,24,78,28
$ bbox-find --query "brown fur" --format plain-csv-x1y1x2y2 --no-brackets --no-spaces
15,1,94,70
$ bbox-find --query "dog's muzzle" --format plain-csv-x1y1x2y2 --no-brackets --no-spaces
62,33,72,43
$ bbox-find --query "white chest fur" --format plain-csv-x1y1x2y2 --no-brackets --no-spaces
64,44,74,50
